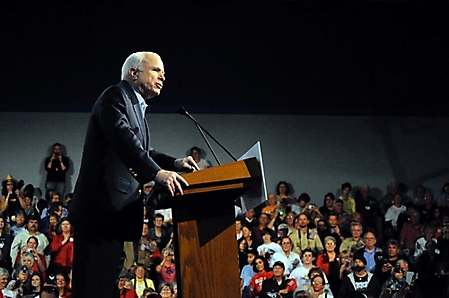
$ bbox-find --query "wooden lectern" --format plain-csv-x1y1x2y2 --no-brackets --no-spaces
152,157,262,298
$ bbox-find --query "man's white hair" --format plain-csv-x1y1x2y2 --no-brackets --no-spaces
120,51,158,80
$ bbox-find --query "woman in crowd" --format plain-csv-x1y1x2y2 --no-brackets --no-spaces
55,273,71,298
14,237,47,279
49,219,74,276
156,248,176,285
0,216,13,272
131,263,155,298
29,272,43,297
7,266,32,297
249,256,273,298
238,237,249,271
242,226,259,252
158,283,174,298
0,267,15,298
310,275,333,298
315,236,340,294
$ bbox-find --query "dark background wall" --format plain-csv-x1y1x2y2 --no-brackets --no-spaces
2,0,448,116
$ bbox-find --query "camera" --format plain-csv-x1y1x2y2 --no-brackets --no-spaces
27,249,33,254
308,204,315,210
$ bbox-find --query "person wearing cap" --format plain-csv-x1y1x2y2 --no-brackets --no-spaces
338,253,381,298
260,261,297,298
1,174,26,220
270,236,301,276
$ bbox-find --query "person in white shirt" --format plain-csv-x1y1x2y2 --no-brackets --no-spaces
257,228,282,263
270,236,302,275
385,193,406,230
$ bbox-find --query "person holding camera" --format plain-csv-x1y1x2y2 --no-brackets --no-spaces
44,143,69,198
155,248,176,286
14,237,47,279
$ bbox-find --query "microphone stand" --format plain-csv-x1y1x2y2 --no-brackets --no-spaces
178,106,237,166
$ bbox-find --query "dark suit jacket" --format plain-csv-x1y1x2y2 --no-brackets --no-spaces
70,80,176,241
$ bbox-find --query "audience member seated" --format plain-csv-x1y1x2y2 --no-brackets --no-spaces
155,248,176,286
331,200,351,238
310,274,333,298
379,263,411,298
240,250,257,298
0,267,15,298
289,249,317,288
338,182,356,216
242,225,260,252
148,214,171,252
290,214,324,255
355,185,381,237
158,282,174,298
7,265,32,297
419,192,436,224
316,236,340,294
10,211,26,237
307,267,333,296
276,181,295,206
240,209,258,230
29,271,44,297
378,182,397,218
291,194,310,217
338,254,381,298
339,222,364,255
319,193,335,219
252,213,276,243
356,231,382,273
10,214,49,268
436,182,449,208
374,239,410,285
249,255,273,298
189,146,211,170
384,193,406,241
131,263,155,297
40,190,68,221
118,272,138,298
40,202,64,235
399,208,424,256
14,237,47,279
412,185,426,207
54,273,70,298
1,175,26,221
49,219,73,277
262,193,279,220
260,261,297,298
292,284,313,298
270,236,301,276
238,237,249,271
0,216,13,272
257,228,282,264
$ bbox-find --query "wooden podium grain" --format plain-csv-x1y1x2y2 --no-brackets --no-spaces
152,157,261,298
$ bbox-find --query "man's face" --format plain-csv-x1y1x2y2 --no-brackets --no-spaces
154,217,163,227
259,214,269,225
333,203,342,214
351,225,362,239
245,209,255,219
302,252,314,265
53,145,62,155
298,214,309,228
364,232,376,249
27,220,39,232
281,238,292,253
328,215,338,227
133,53,165,99
388,244,399,257
272,265,284,278
325,196,334,208
267,194,276,205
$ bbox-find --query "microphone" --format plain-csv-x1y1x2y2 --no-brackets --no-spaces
177,106,237,165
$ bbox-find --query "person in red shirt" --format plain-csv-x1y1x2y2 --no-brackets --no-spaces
14,236,47,279
118,273,138,298
250,256,273,297
49,219,73,276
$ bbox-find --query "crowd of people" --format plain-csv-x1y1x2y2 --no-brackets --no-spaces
2,155,449,298
236,181,449,298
